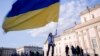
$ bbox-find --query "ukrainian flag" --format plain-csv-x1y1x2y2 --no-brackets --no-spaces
3,0,60,32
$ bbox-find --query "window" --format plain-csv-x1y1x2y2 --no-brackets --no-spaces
56,48,57,53
78,33,81,37
84,17,87,22
59,47,61,54
92,14,95,19
64,38,66,40
83,32,86,35
99,28,100,32
69,37,71,39
97,26,100,32
92,39,97,48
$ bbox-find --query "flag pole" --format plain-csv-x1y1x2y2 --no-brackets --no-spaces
55,16,60,36
55,22,58,35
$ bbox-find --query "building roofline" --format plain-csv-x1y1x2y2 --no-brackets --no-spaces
0,47,16,50
74,16,100,30
80,4,100,16
16,46,42,49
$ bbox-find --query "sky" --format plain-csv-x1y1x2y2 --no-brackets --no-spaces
0,0,100,48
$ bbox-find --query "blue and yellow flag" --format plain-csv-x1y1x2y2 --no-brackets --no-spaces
3,0,60,32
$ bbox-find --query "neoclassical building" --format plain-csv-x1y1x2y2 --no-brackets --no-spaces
43,5,100,56
0,47,16,56
16,46,43,56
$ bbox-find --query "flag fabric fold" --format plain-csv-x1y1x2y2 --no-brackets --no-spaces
3,0,60,32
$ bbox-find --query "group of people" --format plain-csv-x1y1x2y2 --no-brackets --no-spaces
65,45,84,56
11,51,43,56
46,33,84,56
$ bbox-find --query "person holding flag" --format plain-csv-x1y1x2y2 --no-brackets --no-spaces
47,33,56,56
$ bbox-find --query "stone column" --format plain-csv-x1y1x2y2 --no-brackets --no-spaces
76,32,80,46
86,29,93,54
80,31,85,48
86,29,92,49
81,31,87,53
94,26,100,51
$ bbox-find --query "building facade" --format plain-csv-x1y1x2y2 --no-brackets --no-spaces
43,5,100,56
0,47,16,56
16,46,43,56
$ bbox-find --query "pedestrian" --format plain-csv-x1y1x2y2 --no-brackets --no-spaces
46,33,55,56
36,51,39,56
71,46,76,56
65,45,69,56
76,46,81,56
30,51,34,56
80,47,84,56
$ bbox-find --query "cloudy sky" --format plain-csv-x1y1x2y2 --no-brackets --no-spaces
0,0,100,48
